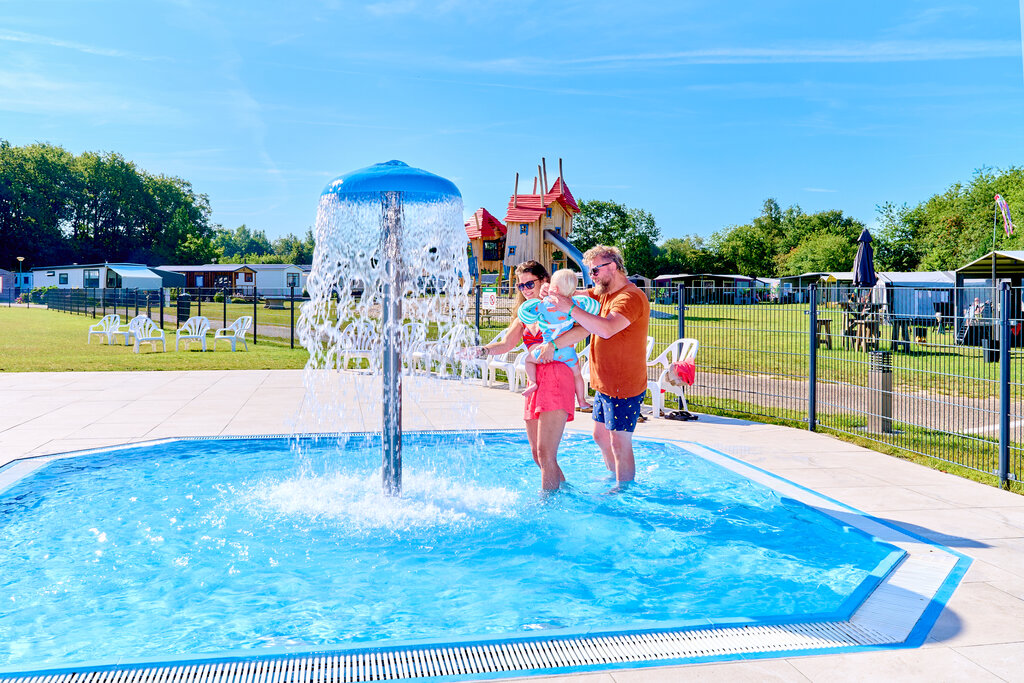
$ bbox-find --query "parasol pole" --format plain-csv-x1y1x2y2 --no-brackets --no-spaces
993,202,998,323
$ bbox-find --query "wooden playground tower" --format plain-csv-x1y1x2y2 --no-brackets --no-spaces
465,157,581,286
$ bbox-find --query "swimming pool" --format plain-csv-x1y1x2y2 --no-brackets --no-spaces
0,430,908,673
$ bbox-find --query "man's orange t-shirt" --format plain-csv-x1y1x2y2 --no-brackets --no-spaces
586,282,651,399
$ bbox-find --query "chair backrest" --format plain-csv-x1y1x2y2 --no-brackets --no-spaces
652,337,699,366
646,335,655,360
489,328,524,363
99,314,120,331
231,316,253,336
138,317,162,337
181,316,210,335
128,314,149,331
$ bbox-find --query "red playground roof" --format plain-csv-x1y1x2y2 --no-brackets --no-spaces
465,208,507,240
504,176,579,223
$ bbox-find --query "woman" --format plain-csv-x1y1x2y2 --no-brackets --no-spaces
474,261,577,490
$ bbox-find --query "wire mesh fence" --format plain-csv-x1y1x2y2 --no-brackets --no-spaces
668,282,1021,486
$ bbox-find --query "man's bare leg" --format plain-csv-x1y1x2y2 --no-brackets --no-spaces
593,421,615,473
608,429,636,482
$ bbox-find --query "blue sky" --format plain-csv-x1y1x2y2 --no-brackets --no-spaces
2,1,1023,241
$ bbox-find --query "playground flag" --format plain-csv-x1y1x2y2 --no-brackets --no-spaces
996,194,1015,236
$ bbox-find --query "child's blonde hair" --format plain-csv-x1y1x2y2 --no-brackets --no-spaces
549,269,579,297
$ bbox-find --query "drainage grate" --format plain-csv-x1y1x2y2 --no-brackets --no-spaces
0,619,898,683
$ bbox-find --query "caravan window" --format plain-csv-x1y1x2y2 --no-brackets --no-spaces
84,269,100,289
58,273,68,285
287,273,299,287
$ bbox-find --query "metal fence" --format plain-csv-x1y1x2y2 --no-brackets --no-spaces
667,283,1022,487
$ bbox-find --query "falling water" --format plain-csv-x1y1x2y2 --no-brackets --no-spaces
295,161,479,495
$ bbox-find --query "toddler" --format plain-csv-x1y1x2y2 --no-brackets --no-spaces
517,268,599,408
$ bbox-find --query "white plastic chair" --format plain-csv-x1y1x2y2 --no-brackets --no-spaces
111,314,149,346
87,314,120,345
647,338,699,418
176,316,211,351
133,318,166,354
342,319,378,370
488,341,527,391
213,316,252,352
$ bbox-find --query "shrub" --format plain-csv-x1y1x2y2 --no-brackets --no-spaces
169,288,179,301
231,296,248,304
213,291,224,303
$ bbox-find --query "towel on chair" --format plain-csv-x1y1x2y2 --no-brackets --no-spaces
667,357,696,387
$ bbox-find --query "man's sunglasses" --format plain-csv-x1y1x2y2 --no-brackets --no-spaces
516,280,538,292
589,261,615,276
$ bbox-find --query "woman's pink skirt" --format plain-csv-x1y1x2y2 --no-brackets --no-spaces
524,361,575,422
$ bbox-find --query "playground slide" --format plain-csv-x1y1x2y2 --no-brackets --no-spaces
544,229,593,287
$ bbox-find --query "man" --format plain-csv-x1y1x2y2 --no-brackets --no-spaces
541,245,650,482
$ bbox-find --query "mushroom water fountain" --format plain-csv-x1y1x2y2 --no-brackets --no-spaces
297,161,475,495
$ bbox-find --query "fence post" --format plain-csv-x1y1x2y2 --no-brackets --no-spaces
808,283,818,432
160,288,164,329
474,284,481,341
223,287,228,328
999,282,1011,487
677,284,685,339
253,287,258,345
290,285,295,349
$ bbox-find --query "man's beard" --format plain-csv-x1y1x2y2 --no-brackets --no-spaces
592,281,608,295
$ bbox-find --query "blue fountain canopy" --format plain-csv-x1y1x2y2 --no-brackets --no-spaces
322,160,461,201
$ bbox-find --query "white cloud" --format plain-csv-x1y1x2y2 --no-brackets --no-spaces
364,39,1022,75
0,69,180,123
0,29,143,59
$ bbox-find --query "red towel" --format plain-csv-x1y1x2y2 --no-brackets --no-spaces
671,357,696,386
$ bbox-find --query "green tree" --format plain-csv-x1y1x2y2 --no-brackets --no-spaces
777,234,856,276
873,202,922,271
0,141,217,268
175,232,220,264
571,200,661,276
656,236,721,275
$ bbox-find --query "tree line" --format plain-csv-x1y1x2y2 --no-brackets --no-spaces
0,141,313,272
573,166,1023,279
4,140,1021,280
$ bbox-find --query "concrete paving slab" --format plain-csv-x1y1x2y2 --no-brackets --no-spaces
789,647,1005,682
956,642,1024,681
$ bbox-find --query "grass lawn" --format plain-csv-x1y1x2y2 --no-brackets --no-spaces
0,307,309,372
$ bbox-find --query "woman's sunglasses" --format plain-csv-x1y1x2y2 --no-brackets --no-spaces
516,280,538,292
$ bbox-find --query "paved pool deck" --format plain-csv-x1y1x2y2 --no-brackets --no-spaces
1,369,1023,682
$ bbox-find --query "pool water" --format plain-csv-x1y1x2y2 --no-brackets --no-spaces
0,432,900,670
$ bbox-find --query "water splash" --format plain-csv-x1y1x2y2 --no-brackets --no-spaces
294,164,481,487
249,470,520,533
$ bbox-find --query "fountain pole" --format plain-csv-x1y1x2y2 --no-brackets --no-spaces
309,160,462,497
381,191,403,495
